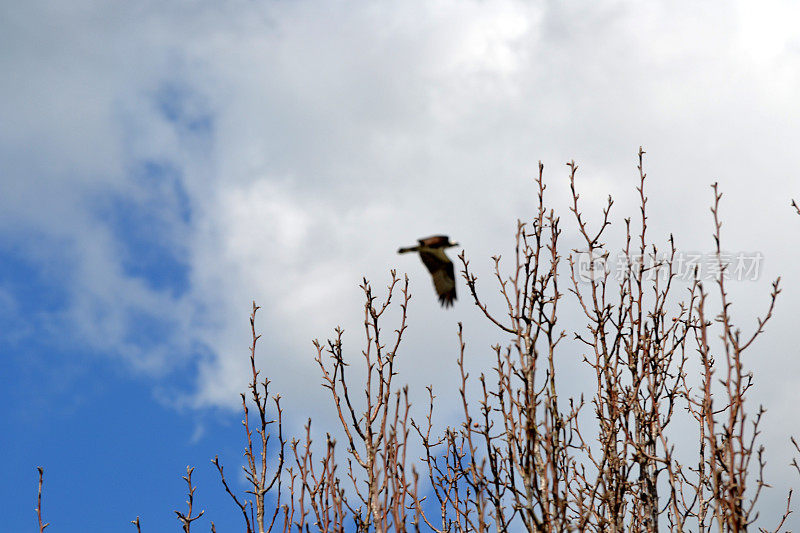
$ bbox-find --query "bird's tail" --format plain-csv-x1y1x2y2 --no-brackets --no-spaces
397,245,420,254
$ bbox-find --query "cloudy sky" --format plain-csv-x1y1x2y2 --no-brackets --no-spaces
3,0,800,530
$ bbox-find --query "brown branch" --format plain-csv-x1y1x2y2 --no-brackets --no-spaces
174,466,205,532
213,456,254,533
36,467,49,532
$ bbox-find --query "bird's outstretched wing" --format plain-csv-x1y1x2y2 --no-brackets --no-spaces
418,235,450,248
419,249,456,307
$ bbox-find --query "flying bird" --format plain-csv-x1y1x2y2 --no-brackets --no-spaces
398,235,459,307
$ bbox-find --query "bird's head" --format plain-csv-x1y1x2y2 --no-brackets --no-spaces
447,240,459,248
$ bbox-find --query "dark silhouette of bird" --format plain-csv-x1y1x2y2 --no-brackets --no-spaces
398,235,459,307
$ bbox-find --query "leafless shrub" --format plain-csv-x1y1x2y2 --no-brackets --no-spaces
209,275,418,532
213,302,290,533
306,273,418,532
409,161,579,532
681,184,782,532
563,150,696,531
33,151,791,532
406,149,788,531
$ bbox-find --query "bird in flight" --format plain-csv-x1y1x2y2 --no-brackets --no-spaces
398,235,459,307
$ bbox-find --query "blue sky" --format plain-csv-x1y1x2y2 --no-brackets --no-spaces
3,0,800,530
